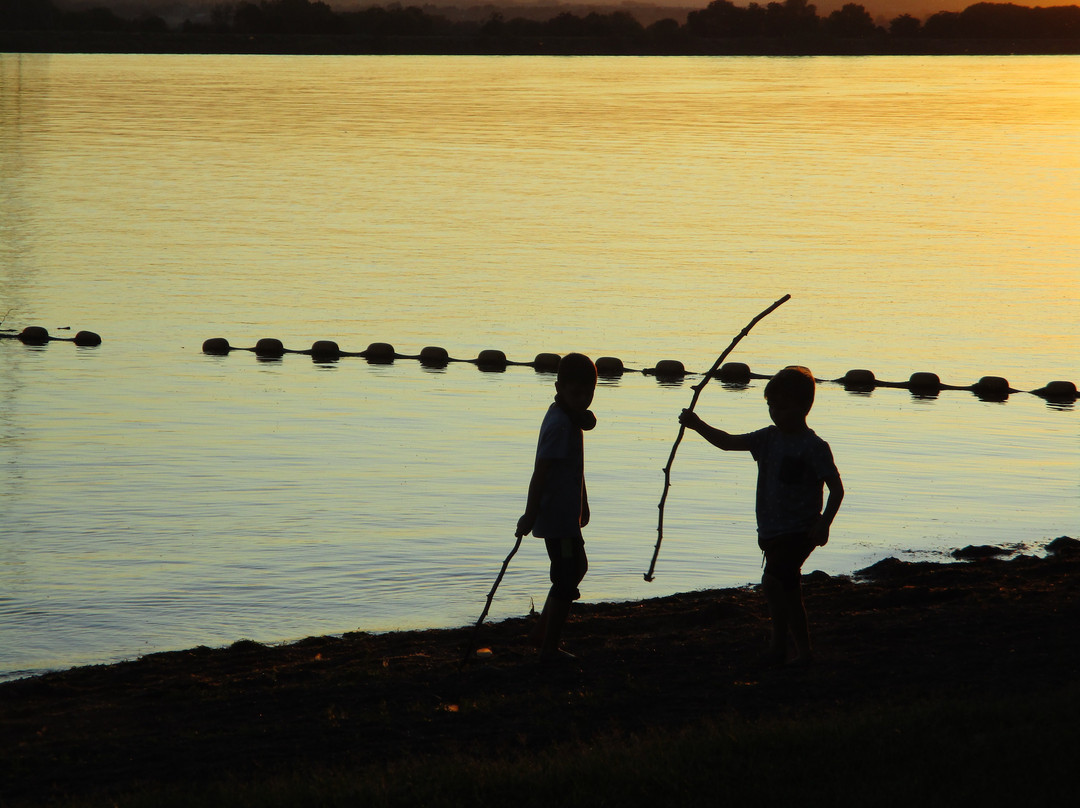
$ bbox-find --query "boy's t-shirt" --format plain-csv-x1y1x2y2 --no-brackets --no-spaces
531,403,585,539
747,425,838,540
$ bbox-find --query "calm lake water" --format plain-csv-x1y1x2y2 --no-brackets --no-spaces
1,53,1077,681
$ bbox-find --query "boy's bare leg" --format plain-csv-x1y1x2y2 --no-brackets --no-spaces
529,596,552,647
539,596,573,659
762,572,789,663
785,585,813,663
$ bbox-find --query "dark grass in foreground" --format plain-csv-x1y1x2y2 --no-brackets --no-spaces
61,685,1080,807
3,537,1079,807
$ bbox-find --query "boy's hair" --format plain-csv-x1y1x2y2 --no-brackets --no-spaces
557,353,597,386
764,366,816,414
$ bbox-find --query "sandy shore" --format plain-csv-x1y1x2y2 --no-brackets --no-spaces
2,536,1078,805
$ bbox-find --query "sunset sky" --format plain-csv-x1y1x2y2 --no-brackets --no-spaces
380,1,978,22
436,0,978,22
582,0,976,18
98,0,988,26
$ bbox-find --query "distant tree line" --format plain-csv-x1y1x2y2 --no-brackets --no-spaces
4,0,1080,50
681,0,1080,38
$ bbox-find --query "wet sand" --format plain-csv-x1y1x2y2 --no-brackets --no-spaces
2,537,1078,804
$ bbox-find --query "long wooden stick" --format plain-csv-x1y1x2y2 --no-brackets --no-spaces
461,533,524,665
644,294,791,582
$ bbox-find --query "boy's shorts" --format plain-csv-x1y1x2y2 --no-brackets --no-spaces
544,535,588,601
758,532,816,591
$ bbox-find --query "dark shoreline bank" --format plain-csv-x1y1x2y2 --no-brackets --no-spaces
3,537,1078,805
4,31,1080,55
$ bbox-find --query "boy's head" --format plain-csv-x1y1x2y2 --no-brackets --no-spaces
764,366,816,419
555,353,597,412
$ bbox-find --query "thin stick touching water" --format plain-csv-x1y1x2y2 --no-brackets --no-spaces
461,533,523,666
643,294,791,582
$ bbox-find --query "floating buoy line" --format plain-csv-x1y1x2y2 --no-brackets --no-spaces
198,336,1078,405
1,325,1073,404
0,325,102,346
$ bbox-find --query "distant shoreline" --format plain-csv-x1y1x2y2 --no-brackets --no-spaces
5,31,1080,55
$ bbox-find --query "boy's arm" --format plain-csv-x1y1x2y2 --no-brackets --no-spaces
810,472,844,546
678,409,754,451
580,477,589,528
516,457,552,537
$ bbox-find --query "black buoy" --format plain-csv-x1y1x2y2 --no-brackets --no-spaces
419,346,449,368
254,338,285,358
364,342,396,363
595,356,624,377
73,330,102,347
653,359,686,379
532,352,561,373
971,375,1012,401
715,362,751,384
19,326,49,345
908,371,941,391
310,340,341,361
839,368,876,390
477,349,507,371
202,337,231,355
1033,380,1078,400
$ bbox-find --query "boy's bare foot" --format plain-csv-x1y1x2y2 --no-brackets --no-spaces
539,648,577,664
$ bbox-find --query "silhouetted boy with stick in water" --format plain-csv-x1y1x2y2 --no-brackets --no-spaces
516,353,597,662
679,366,843,666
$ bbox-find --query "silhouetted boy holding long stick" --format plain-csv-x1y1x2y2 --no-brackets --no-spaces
679,366,843,666
516,353,597,662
